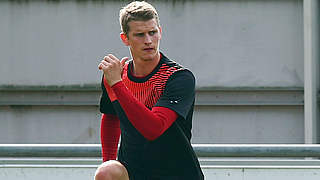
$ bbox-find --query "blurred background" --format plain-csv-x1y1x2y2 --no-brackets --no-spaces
0,0,318,145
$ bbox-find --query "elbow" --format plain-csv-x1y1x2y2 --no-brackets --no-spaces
143,127,165,141
143,118,175,141
144,132,162,141
146,136,158,141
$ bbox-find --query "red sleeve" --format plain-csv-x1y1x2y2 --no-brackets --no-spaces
111,81,178,141
100,113,121,162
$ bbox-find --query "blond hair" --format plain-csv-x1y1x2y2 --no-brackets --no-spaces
119,1,160,36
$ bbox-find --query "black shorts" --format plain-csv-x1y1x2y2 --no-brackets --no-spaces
119,160,182,180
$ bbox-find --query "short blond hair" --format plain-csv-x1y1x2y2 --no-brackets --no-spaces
119,1,160,35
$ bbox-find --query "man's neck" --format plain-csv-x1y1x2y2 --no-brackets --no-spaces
132,53,161,77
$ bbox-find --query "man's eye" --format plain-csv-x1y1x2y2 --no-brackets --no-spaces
136,33,144,37
149,31,156,35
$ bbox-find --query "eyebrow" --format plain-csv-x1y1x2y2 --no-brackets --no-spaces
133,27,158,33
133,29,157,35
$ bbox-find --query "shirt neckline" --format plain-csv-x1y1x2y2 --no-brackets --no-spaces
127,53,165,83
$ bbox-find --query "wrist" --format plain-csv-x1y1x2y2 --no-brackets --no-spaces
110,79,122,87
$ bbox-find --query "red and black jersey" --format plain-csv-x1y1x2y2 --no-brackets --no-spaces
99,53,204,179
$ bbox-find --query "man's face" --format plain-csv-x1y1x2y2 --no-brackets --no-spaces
121,18,162,61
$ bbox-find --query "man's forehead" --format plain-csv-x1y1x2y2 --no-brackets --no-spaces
128,19,159,32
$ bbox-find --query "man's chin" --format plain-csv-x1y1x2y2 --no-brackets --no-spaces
141,53,158,61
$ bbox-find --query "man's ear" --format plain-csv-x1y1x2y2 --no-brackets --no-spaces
120,33,129,46
159,26,162,40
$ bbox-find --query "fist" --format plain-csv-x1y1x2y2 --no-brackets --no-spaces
98,54,128,86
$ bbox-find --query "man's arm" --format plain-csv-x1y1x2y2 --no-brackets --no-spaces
98,54,179,141
100,113,120,162
99,74,121,161
111,81,178,141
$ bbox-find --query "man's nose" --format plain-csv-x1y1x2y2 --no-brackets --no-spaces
144,34,152,44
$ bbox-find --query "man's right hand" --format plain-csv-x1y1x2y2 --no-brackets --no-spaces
98,54,128,86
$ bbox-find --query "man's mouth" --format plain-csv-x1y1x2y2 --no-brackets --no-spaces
143,48,154,51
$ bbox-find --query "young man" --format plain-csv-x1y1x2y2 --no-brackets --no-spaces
95,1,204,180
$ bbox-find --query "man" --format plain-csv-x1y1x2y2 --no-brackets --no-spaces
95,1,204,179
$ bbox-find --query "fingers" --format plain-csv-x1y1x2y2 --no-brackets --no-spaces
98,54,128,70
103,55,116,63
121,57,129,66
107,54,119,62
98,55,117,70
98,60,110,70
104,54,122,65
103,54,120,66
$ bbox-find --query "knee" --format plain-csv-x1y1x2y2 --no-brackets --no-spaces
94,160,128,180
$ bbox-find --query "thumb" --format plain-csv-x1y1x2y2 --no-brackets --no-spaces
121,57,129,67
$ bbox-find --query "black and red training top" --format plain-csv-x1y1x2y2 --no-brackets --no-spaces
99,52,204,179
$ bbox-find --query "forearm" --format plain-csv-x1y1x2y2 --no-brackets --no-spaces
111,81,178,141
100,113,121,162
